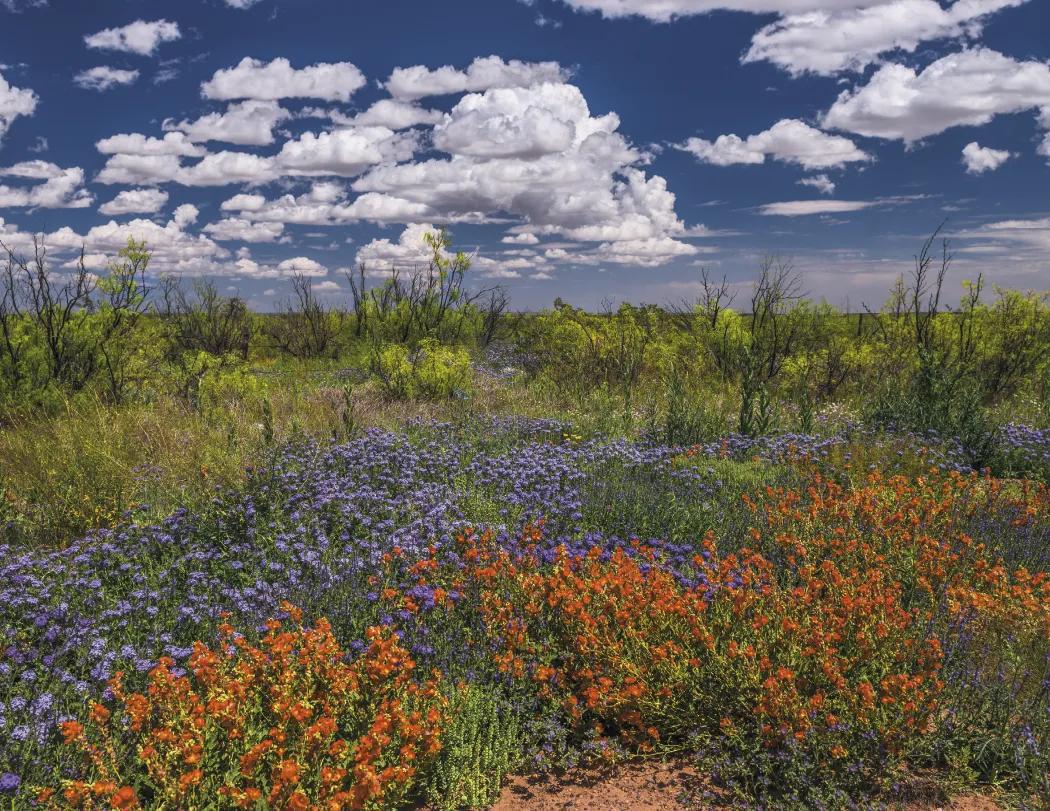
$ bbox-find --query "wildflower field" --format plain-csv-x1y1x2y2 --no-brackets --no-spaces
2,415,1049,809
1,228,1049,808
3,0,1050,795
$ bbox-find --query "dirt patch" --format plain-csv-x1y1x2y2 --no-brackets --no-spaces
894,773,1005,810
901,795,1003,811
491,761,1004,810
491,759,708,810
939,799,1003,811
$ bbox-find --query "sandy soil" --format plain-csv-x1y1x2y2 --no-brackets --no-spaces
492,760,705,811
490,760,1005,810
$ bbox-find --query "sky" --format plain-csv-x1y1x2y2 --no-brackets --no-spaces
0,0,1047,311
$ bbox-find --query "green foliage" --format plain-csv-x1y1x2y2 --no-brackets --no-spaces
350,227,509,352
425,685,524,809
975,287,1050,402
2,224,1049,554
168,350,266,415
739,377,779,437
411,341,472,401
196,358,267,417
370,338,473,401
339,382,358,440
869,356,994,463
654,372,730,447
520,300,662,418
0,238,153,410
865,239,999,464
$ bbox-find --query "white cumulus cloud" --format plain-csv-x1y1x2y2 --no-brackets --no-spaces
218,184,370,226
99,187,169,215
822,48,1050,142
74,66,139,91
84,19,180,56
0,162,92,208
95,150,276,187
345,99,443,129
796,174,837,194
274,256,327,276
164,100,291,146
386,55,569,100
202,57,366,102
0,70,36,143
678,118,870,170
744,0,1027,76
0,159,64,179
961,141,1015,173
46,212,230,276
204,217,285,242
355,223,443,268
502,232,540,245
172,203,199,228
274,126,418,177
351,81,690,253
433,83,597,159
96,131,206,157
593,235,698,266
85,57,701,269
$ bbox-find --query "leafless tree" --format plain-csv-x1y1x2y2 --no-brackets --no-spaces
668,267,736,333
345,264,369,338
747,255,805,381
737,255,806,434
479,287,510,347
266,273,341,359
159,277,252,359
894,224,984,392
0,236,149,401
1,237,98,391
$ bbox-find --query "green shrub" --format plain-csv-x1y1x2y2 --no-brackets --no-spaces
196,356,268,417
371,339,473,401
868,367,994,467
425,685,524,809
0,238,151,409
654,373,730,447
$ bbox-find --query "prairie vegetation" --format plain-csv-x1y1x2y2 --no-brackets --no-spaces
1,228,1048,808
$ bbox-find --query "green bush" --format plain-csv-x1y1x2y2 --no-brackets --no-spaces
371,338,473,401
654,373,729,447
425,685,524,809
195,356,268,417
0,238,151,410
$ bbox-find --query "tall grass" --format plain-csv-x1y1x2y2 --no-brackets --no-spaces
0,372,349,546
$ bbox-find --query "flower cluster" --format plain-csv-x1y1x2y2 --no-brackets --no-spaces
2,417,1048,806
42,605,445,809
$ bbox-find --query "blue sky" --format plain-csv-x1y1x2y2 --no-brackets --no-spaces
0,0,1047,310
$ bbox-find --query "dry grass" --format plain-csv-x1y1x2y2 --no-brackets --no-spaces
0,368,560,547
